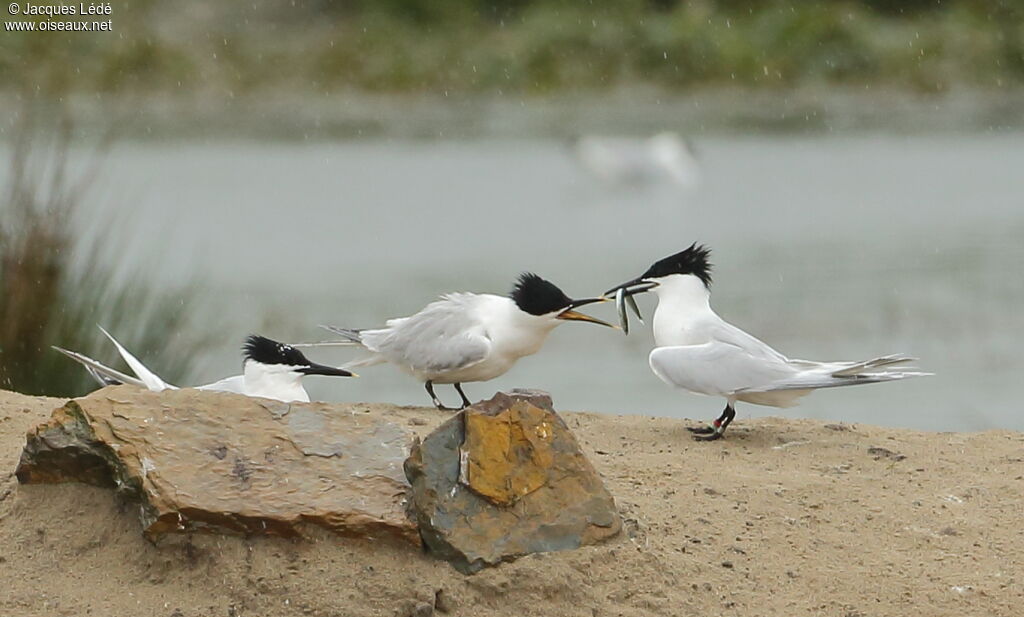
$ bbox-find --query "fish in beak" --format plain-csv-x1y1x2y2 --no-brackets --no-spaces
602,277,659,334
603,277,660,299
298,363,357,378
556,296,617,328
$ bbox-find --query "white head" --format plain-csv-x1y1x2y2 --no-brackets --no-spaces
241,335,353,402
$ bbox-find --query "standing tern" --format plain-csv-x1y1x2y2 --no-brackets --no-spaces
605,244,929,441
54,327,353,403
317,273,613,410
571,132,700,187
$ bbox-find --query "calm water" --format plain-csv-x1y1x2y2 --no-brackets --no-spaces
58,135,1024,431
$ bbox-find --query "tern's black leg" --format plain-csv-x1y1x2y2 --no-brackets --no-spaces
454,383,472,409
690,403,737,442
425,380,454,411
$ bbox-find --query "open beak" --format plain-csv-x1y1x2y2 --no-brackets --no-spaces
299,363,356,378
557,296,616,328
602,277,659,299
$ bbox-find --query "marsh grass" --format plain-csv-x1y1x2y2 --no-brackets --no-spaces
1,2,1021,98
0,107,211,397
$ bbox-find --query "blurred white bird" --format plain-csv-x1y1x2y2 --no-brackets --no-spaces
312,273,613,410
606,244,929,440
55,327,353,403
570,132,700,187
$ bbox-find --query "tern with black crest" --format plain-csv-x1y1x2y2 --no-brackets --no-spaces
605,244,928,441
55,327,353,403
314,273,614,410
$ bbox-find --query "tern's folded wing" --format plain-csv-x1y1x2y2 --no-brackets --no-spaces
364,298,491,374
648,343,794,397
705,320,790,364
405,330,491,374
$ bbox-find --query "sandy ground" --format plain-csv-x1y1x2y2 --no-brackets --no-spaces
2,389,1023,617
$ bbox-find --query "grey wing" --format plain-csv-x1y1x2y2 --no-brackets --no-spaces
363,298,491,374
705,319,790,364
649,342,796,396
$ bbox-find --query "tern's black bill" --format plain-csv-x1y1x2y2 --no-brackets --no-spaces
567,296,607,309
299,363,355,377
603,277,659,298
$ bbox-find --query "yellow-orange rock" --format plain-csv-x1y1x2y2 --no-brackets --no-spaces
406,390,621,574
460,399,556,506
16,386,418,543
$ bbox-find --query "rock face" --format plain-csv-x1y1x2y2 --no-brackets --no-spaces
16,386,418,543
405,390,621,574
16,387,621,570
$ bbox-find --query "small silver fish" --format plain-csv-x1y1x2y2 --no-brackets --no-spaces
626,291,644,324
616,287,629,334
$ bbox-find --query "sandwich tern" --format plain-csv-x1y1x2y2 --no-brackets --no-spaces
55,327,353,403
605,244,928,441
317,273,613,410
570,132,700,187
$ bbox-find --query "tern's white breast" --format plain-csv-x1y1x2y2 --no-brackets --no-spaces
651,275,716,347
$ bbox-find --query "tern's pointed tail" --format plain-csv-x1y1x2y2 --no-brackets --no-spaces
319,325,364,344
97,326,175,391
830,354,918,378
314,325,389,371
291,326,365,348
756,354,930,395
52,346,146,389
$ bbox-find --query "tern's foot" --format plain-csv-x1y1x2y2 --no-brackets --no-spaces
686,425,717,435
432,401,456,412
692,431,724,442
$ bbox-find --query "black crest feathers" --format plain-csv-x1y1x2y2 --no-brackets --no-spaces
642,243,713,287
510,273,573,316
242,335,311,367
